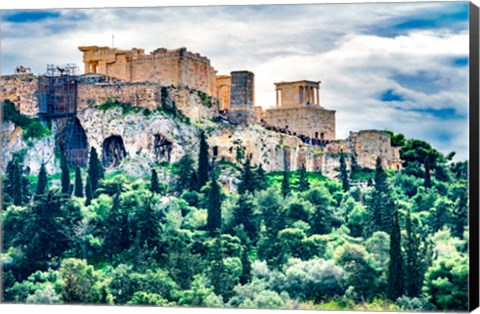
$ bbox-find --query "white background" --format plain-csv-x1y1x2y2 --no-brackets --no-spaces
0,1,479,314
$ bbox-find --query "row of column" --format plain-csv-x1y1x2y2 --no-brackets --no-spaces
302,85,319,105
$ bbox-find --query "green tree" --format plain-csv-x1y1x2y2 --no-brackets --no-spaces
281,166,290,198
59,258,113,304
35,163,48,196
367,157,393,235
239,246,252,285
252,164,268,191
424,157,432,189
207,173,222,236
210,233,226,296
404,210,423,297
150,168,162,194
197,131,209,190
423,254,468,311
307,187,335,235
87,147,104,192
5,157,25,205
238,155,254,195
175,154,197,193
297,164,310,192
387,210,404,300
61,154,70,195
338,151,350,192
85,176,93,206
232,193,256,241
74,166,83,197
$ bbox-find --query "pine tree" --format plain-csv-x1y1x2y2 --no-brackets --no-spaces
238,156,254,194
197,131,209,190
281,166,290,198
339,151,350,192
387,210,404,300
207,172,222,236
298,164,310,192
74,167,83,198
88,147,104,192
61,154,70,195
175,154,197,193
150,168,162,194
85,175,93,206
424,157,432,189
35,163,48,196
404,209,423,297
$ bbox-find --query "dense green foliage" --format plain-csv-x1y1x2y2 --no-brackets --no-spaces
1,131,469,311
61,154,70,195
3,100,51,140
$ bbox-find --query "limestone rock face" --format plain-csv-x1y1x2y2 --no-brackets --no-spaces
1,122,56,175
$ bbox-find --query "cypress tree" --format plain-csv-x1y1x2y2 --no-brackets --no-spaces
85,175,93,206
339,151,350,192
35,163,48,196
11,158,23,205
197,131,209,190
252,164,268,191
232,193,256,241
88,147,104,192
238,156,254,195
298,164,310,192
281,166,290,198
61,154,70,195
424,157,432,189
207,172,222,236
74,167,83,198
175,154,197,193
239,246,252,285
404,209,423,297
387,210,404,300
367,157,392,235
150,168,161,194
210,233,225,296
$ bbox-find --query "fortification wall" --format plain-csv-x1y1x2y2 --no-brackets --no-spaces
0,74,39,116
263,106,336,141
79,46,217,96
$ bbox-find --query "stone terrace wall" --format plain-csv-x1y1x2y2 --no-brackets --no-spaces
0,74,39,116
263,106,336,141
348,130,402,169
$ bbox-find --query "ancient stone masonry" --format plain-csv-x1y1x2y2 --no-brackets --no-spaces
1,74,39,116
216,75,231,110
79,46,218,96
262,80,336,141
228,71,256,124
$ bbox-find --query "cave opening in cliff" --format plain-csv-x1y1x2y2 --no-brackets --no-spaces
102,135,127,168
154,134,172,163
57,117,89,166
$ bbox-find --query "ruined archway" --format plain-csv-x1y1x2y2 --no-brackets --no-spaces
102,135,127,168
153,134,173,163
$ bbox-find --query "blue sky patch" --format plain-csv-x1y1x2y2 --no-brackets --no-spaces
2,11,61,23
452,56,468,67
380,89,404,102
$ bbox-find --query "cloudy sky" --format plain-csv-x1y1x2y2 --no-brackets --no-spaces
0,1,472,161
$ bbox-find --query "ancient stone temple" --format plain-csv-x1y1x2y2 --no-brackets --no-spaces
78,46,218,96
262,80,336,141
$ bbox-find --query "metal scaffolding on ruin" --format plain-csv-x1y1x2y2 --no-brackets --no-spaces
37,64,88,166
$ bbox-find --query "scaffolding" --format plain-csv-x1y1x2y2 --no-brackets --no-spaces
38,64,79,118
38,64,88,166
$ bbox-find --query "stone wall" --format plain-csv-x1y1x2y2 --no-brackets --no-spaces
216,75,231,110
79,46,217,96
262,106,336,141
76,81,219,121
0,74,39,116
348,130,402,170
230,71,254,110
